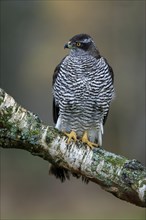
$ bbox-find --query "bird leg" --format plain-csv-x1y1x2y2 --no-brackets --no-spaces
82,131,98,149
64,130,77,144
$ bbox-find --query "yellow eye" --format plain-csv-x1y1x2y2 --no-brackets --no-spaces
76,42,81,47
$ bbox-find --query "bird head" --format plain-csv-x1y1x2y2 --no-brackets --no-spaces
64,34,100,58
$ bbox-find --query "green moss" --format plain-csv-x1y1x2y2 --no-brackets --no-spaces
0,106,15,130
29,129,40,136
107,155,126,167
46,127,62,144
27,111,42,124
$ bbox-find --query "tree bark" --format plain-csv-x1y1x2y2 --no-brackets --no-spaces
0,88,146,207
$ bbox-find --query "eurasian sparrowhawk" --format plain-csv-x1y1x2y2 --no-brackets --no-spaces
50,34,115,181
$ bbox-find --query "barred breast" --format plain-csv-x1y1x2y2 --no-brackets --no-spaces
53,54,114,142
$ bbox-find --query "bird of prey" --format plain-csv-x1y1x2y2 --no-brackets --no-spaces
50,33,115,181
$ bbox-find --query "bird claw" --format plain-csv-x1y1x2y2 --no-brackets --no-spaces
64,131,77,144
82,131,98,149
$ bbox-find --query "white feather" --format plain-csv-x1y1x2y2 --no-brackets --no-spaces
55,116,62,130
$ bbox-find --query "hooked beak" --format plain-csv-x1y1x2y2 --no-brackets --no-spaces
64,43,68,49
64,41,73,49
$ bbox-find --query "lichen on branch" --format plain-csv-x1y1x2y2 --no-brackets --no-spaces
0,88,146,207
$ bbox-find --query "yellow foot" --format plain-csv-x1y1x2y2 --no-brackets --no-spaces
64,131,77,144
82,131,98,149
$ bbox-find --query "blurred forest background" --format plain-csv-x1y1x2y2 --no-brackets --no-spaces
0,0,145,219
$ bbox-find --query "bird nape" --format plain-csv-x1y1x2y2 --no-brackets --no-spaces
50,33,115,182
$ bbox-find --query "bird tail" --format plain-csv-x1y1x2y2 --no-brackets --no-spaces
49,165,89,183
49,165,70,182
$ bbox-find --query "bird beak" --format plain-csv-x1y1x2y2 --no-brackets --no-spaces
64,41,73,49
64,43,68,49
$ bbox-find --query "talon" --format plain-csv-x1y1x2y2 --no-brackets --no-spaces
64,131,77,144
82,131,98,149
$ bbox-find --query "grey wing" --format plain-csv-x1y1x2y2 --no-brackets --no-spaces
102,58,114,125
104,58,114,83
51,56,73,182
52,56,67,124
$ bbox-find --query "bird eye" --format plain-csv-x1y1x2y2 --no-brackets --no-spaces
76,42,81,47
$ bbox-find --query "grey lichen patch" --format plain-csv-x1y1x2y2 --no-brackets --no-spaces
92,148,125,171
96,159,105,173
121,170,134,186
0,93,16,120
0,106,14,128
26,112,40,127
46,127,59,145
15,110,45,146
17,112,42,145
124,159,145,171
121,160,146,191
20,125,43,146
90,147,129,187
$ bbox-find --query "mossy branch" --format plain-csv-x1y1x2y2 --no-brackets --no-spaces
0,88,146,208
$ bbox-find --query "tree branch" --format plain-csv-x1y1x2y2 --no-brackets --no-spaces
0,88,146,207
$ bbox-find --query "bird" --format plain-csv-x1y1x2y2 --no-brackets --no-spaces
50,33,115,182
